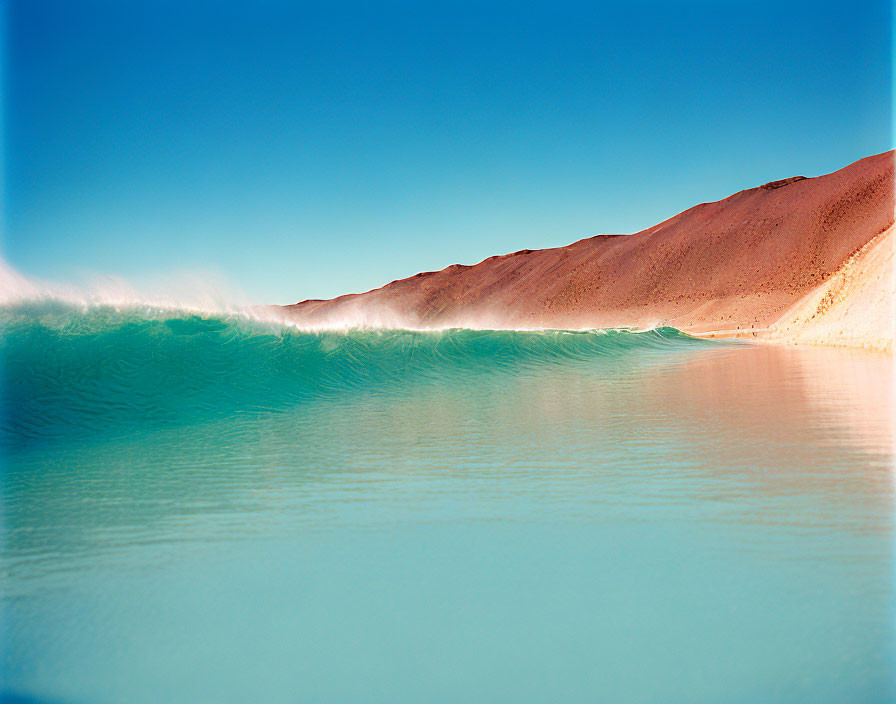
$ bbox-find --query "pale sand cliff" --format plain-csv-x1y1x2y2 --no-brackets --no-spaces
765,224,894,352
282,151,894,351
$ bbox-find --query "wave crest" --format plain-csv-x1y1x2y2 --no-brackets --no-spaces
1,302,710,449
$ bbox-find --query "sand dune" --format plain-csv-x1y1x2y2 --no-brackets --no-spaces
282,151,894,349
764,224,894,352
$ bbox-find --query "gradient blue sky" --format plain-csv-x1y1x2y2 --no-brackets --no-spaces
3,0,892,304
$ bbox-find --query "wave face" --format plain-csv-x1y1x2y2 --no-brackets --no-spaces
1,301,709,449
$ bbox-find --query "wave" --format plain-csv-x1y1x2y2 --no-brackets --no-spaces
0,301,713,449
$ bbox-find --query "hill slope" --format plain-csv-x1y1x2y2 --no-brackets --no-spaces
281,151,894,343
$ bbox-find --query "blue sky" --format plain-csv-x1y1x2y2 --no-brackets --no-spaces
3,0,892,304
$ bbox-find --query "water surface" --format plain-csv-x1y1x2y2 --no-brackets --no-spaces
1,305,893,703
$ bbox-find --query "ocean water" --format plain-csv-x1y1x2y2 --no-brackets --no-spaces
1,302,893,703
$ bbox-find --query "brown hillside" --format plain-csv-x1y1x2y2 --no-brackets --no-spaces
282,151,894,334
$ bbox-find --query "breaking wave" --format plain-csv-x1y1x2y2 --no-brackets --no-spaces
0,300,712,449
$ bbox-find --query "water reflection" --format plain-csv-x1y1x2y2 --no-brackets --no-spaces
652,344,893,457
1,343,893,703
3,344,891,578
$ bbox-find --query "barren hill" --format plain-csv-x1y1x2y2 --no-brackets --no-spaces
282,151,894,341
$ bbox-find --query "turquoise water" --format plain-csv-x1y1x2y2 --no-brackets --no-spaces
1,303,893,703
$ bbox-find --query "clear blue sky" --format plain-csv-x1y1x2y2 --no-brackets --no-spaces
3,0,892,304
